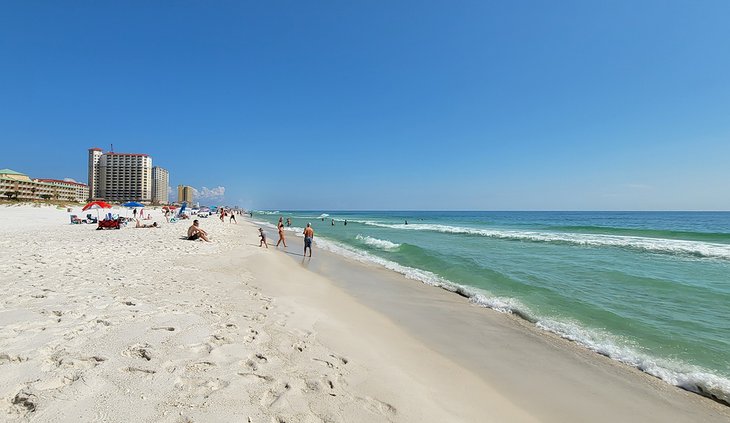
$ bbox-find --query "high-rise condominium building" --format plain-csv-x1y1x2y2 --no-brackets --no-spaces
88,148,152,202
87,148,103,199
151,166,169,204
177,185,194,204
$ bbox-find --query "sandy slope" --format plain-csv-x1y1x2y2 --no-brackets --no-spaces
0,205,530,422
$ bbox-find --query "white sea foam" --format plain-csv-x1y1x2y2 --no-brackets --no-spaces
361,222,730,260
535,319,730,404
318,213,330,219
312,236,730,404
355,234,401,251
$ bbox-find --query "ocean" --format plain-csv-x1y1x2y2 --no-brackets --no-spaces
251,210,730,404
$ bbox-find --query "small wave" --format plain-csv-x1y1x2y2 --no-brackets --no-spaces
313,236,730,404
255,210,281,215
361,222,730,260
355,234,401,251
318,213,330,219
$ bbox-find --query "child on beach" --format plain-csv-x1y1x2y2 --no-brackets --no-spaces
259,228,268,248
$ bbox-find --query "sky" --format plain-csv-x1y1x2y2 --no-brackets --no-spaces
1,1,729,210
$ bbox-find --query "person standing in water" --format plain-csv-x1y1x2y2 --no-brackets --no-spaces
303,223,314,257
276,217,287,247
286,218,291,227
331,219,335,226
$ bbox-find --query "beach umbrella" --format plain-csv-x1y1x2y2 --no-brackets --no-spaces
82,201,112,211
122,201,145,218
82,200,112,221
122,201,144,208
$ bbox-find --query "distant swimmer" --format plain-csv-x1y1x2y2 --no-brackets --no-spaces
286,218,291,227
344,220,347,226
405,220,408,225
331,219,335,226
303,223,314,257
276,217,287,248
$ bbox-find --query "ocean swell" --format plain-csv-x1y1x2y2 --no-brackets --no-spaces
361,222,730,260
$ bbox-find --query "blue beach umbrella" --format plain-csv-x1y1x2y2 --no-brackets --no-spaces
122,201,145,208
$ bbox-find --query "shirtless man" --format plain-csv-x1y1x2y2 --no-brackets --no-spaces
187,219,210,242
303,223,314,257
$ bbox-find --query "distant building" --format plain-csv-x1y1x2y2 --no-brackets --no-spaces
0,169,88,202
177,185,194,204
88,148,152,203
34,179,89,202
151,166,169,204
87,148,103,199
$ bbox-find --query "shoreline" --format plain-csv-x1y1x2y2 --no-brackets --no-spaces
252,217,730,418
1,205,728,421
253,215,730,407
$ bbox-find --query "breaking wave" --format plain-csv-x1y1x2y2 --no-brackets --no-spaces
361,222,730,260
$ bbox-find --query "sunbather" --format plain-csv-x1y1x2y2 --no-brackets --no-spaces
135,219,158,228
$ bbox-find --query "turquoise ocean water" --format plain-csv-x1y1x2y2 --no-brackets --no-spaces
252,211,730,403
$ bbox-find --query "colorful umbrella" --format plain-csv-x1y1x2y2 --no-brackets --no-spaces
82,201,112,211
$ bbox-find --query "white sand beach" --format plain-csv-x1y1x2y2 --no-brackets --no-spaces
1,204,729,422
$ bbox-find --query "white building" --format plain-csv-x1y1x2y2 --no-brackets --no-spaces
151,166,169,204
87,148,103,200
88,149,153,203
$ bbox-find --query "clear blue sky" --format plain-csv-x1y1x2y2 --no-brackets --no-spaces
2,1,729,210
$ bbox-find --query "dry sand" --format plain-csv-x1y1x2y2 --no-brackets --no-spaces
1,204,728,422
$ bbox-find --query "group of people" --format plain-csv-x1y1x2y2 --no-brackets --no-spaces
182,211,315,257
258,217,314,257
219,208,238,223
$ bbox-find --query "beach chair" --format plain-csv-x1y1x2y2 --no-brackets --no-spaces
70,215,83,224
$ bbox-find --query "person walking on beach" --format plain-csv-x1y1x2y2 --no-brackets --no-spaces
276,218,287,247
259,228,268,248
303,223,314,257
187,220,210,242
230,213,237,223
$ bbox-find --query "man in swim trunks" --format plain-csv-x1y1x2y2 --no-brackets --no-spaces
187,219,210,242
303,223,314,257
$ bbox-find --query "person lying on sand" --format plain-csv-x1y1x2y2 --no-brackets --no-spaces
135,219,158,228
187,219,210,242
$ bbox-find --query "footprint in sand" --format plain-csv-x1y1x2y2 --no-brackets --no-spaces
123,343,153,361
10,389,37,416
